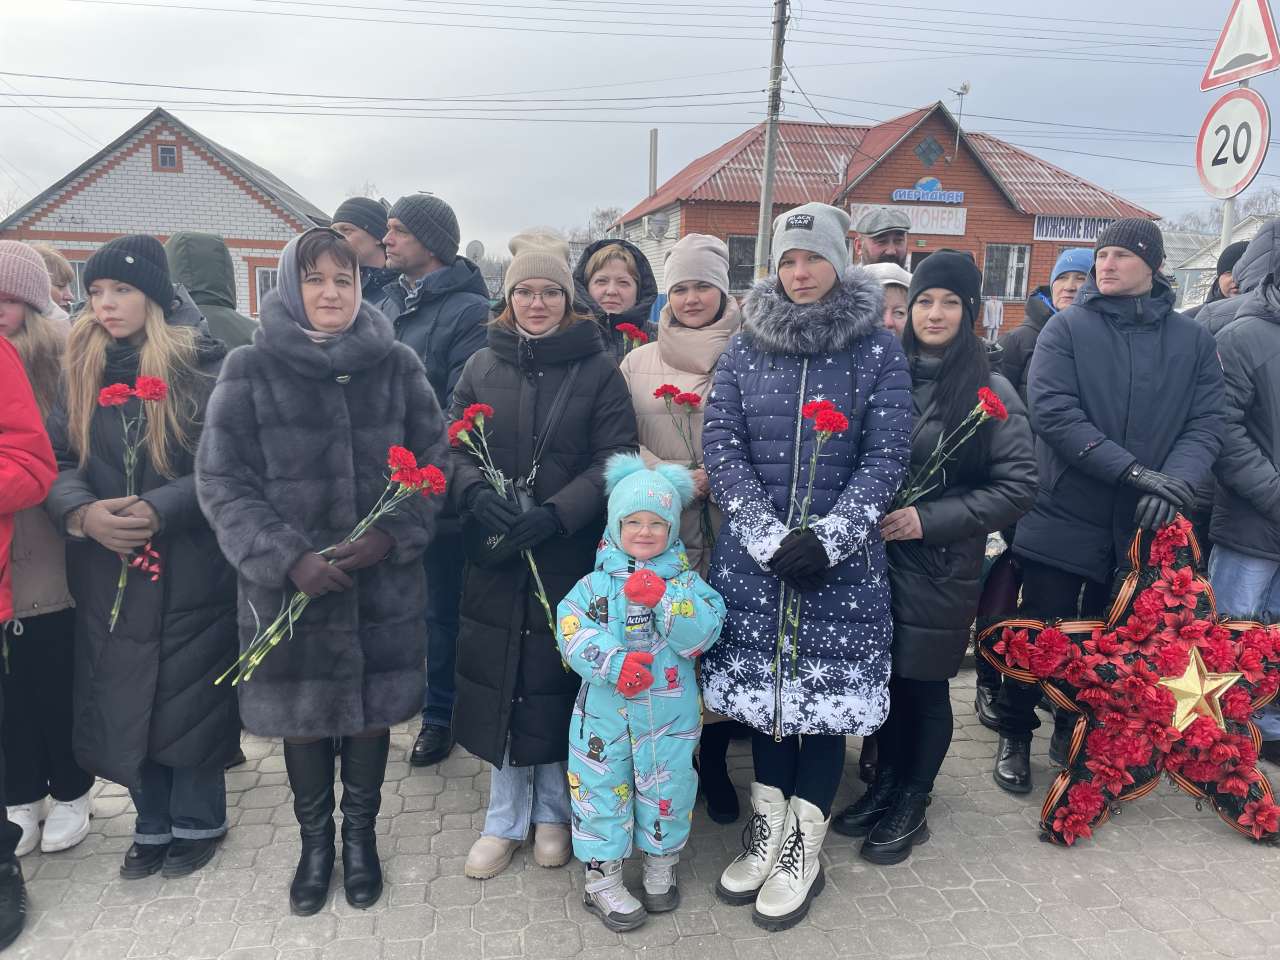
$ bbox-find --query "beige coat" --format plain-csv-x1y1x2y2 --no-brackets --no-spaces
10,505,72,621
619,297,741,576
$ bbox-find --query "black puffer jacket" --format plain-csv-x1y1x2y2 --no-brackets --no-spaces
1197,227,1276,335
449,319,638,767
888,361,1036,680
572,238,659,364
996,286,1054,404
45,290,239,789
196,293,447,738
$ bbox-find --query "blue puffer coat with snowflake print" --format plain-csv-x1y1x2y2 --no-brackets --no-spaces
699,267,911,738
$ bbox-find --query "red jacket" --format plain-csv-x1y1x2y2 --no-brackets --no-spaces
0,338,56,622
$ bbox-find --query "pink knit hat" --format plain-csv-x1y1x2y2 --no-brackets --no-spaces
0,241,53,313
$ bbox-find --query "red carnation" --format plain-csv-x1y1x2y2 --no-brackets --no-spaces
653,384,680,400
1066,781,1106,819
673,392,702,408
419,464,447,497
617,323,648,344
463,402,495,424
97,383,133,407
623,569,666,608
388,445,418,471
801,399,836,420
813,409,850,436
977,386,1009,421
1222,687,1253,723
132,376,168,403
448,419,474,448
1028,627,1072,679
1051,807,1094,846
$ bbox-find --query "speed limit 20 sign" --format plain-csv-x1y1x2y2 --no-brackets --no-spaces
1197,87,1272,199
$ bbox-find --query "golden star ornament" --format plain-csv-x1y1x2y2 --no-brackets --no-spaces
1157,646,1243,732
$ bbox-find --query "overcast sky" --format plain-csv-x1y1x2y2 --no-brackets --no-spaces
0,0,1271,253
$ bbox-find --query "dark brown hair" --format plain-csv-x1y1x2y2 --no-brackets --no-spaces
297,228,359,277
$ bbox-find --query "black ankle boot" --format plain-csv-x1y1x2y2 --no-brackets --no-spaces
974,685,1000,731
339,732,389,908
699,723,739,824
832,770,899,838
860,790,929,865
993,736,1032,794
284,738,336,916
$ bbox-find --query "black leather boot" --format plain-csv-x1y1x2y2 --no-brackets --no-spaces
993,736,1032,794
339,732,389,908
832,769,899,838
974,685,1000,731
857,734,878,784
1049,719,1073,768
860,790,929,865
0,861,25,950
284,738,336,916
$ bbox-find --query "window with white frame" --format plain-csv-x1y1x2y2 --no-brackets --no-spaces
255,266,278,312
157,145,178,169
71,260,87,302
982,244,1031,301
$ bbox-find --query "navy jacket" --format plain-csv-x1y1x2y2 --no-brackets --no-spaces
1014,273,1225,580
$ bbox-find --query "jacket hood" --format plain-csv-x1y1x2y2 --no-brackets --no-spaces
487,315,607,369
256,289,398,379
572,238,659,328
1078,271,1177,327
656,295,742,375
1231,220,1280,295
1023,285,1055,332
741,266,883,355
164,232,237,311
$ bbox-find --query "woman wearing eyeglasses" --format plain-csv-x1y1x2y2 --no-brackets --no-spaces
449,231,638,881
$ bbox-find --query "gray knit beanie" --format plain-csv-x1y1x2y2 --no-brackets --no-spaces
663,233,730,295
504,230,575,305
771,202,851,274
388,193,460,262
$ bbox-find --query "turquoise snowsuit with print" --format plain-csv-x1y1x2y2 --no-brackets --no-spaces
557,534,726,862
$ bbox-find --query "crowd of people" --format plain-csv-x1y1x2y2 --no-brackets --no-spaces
0,186,1263,947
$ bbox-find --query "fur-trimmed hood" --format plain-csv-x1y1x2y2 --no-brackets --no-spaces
741,266,884,355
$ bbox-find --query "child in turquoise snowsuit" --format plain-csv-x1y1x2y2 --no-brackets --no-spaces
557,453,725,933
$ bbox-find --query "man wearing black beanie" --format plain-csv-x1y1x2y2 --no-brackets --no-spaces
991,218,1226,794
375,193,490,771
332,197,396,302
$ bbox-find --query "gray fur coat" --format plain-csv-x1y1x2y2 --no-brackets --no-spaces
196,291,448,738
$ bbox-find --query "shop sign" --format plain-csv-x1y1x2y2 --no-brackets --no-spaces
1033,215,1115,242
850,203,967,237
891,177,965,204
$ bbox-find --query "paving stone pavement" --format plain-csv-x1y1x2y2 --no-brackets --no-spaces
10,665,1280,960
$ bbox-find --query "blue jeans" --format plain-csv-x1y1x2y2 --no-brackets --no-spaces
1208,544,1280,740
483,747,569,841
422,529,463,730
130,759,228,844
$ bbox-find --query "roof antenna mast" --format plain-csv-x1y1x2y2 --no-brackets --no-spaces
950,82,971,160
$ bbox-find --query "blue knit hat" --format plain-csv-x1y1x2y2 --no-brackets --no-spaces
1052,248,1094,283
604,453,694,550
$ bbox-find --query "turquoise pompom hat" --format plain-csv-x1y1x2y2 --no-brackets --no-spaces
603,453,695,550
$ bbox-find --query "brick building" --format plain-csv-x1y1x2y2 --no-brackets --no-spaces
616,102,1157,333
0,107,329,316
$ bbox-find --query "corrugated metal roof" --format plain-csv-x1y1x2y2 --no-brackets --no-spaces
619,104,1157,225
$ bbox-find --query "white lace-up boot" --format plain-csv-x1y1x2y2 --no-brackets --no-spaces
583,859,647,932
751,795,829,931
715,782,788,904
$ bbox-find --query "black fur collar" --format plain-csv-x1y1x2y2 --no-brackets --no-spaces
741,267,883,355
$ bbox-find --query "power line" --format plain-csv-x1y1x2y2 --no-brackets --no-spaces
801,0,1216,34
0,89,764,108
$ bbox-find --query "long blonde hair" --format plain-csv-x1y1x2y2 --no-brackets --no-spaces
7,305,64,418
64,299,201,478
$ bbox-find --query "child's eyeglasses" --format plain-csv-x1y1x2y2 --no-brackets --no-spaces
621,519,671,534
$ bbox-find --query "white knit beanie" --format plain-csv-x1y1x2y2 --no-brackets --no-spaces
771,202,851,273
663,233,730,296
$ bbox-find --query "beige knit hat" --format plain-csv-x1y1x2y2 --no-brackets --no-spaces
504,229,575,305
663,233,730,295
0,241,53,314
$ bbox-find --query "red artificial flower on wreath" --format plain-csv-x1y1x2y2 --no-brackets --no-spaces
132,376,168,403
448,420,474,448
977,386,1009,421
673,392,702,408
623,569,666,608
977,515,1280,846
97,383,133,407
653,384,680,400
801,398,836,419
813,408,850,435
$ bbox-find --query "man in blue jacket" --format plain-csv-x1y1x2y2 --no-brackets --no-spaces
995,219,1226,793
375,193,491,769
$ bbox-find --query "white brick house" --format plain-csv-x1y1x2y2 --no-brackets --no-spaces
0,107,329,316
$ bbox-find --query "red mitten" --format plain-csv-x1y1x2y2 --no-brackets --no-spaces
624,569,666,608
615,651,654,696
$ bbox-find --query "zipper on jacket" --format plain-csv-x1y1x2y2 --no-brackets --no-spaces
773,358,809,742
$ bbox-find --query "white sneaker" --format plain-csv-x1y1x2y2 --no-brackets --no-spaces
41,791,91,853
6,803,43,858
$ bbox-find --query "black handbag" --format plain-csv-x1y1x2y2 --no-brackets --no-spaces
462,362,581,568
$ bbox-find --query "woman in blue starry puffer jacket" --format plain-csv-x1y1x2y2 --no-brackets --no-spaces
701,203,911,930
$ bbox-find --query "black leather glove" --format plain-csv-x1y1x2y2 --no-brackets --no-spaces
289,552,354,598
1134,494,1179,532
769,528,831,592
1123,464,1194,509
506,505,560,552
469,488,522,535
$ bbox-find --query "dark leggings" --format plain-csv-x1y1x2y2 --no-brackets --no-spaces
751,732,846,817
876,676,954,794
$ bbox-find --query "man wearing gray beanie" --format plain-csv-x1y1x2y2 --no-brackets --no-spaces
375,193,491,771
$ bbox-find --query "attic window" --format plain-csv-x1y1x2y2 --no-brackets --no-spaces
151,142,182,173
914,136,944,168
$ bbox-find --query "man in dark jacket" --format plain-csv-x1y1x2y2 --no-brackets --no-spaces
1185,239,1248,321
163,232,257,349
1208,220,1280,758
994,219,1226,793
375,193,490,769
331,196,397,304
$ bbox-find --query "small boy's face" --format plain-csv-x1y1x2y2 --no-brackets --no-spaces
619,510,670,561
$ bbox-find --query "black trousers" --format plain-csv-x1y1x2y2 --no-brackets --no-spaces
751,732,845,817
1,611,94,805
877,676,953,794
0,648,21,863
994,558,1109,738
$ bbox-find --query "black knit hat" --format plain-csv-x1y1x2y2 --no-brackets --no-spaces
1216,239,1249,277
1095,218,1164,275
83,235,174,314
388,193,460,263
333,197,389,244
907,249,982,326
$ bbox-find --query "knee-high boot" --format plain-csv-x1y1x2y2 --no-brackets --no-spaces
283,739,336,916
339,732,389,908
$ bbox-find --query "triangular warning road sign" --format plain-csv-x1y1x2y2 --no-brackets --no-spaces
1202,0,1280,91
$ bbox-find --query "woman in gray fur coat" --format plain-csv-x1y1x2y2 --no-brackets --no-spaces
197,228,448,917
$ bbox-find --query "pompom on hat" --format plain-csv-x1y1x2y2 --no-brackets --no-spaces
604,453,694,550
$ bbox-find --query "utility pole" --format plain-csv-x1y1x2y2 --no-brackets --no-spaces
753,0,789,279
649,128,659,197
1219,79,1250,252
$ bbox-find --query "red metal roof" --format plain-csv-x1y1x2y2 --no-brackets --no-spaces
618,104,1156,224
